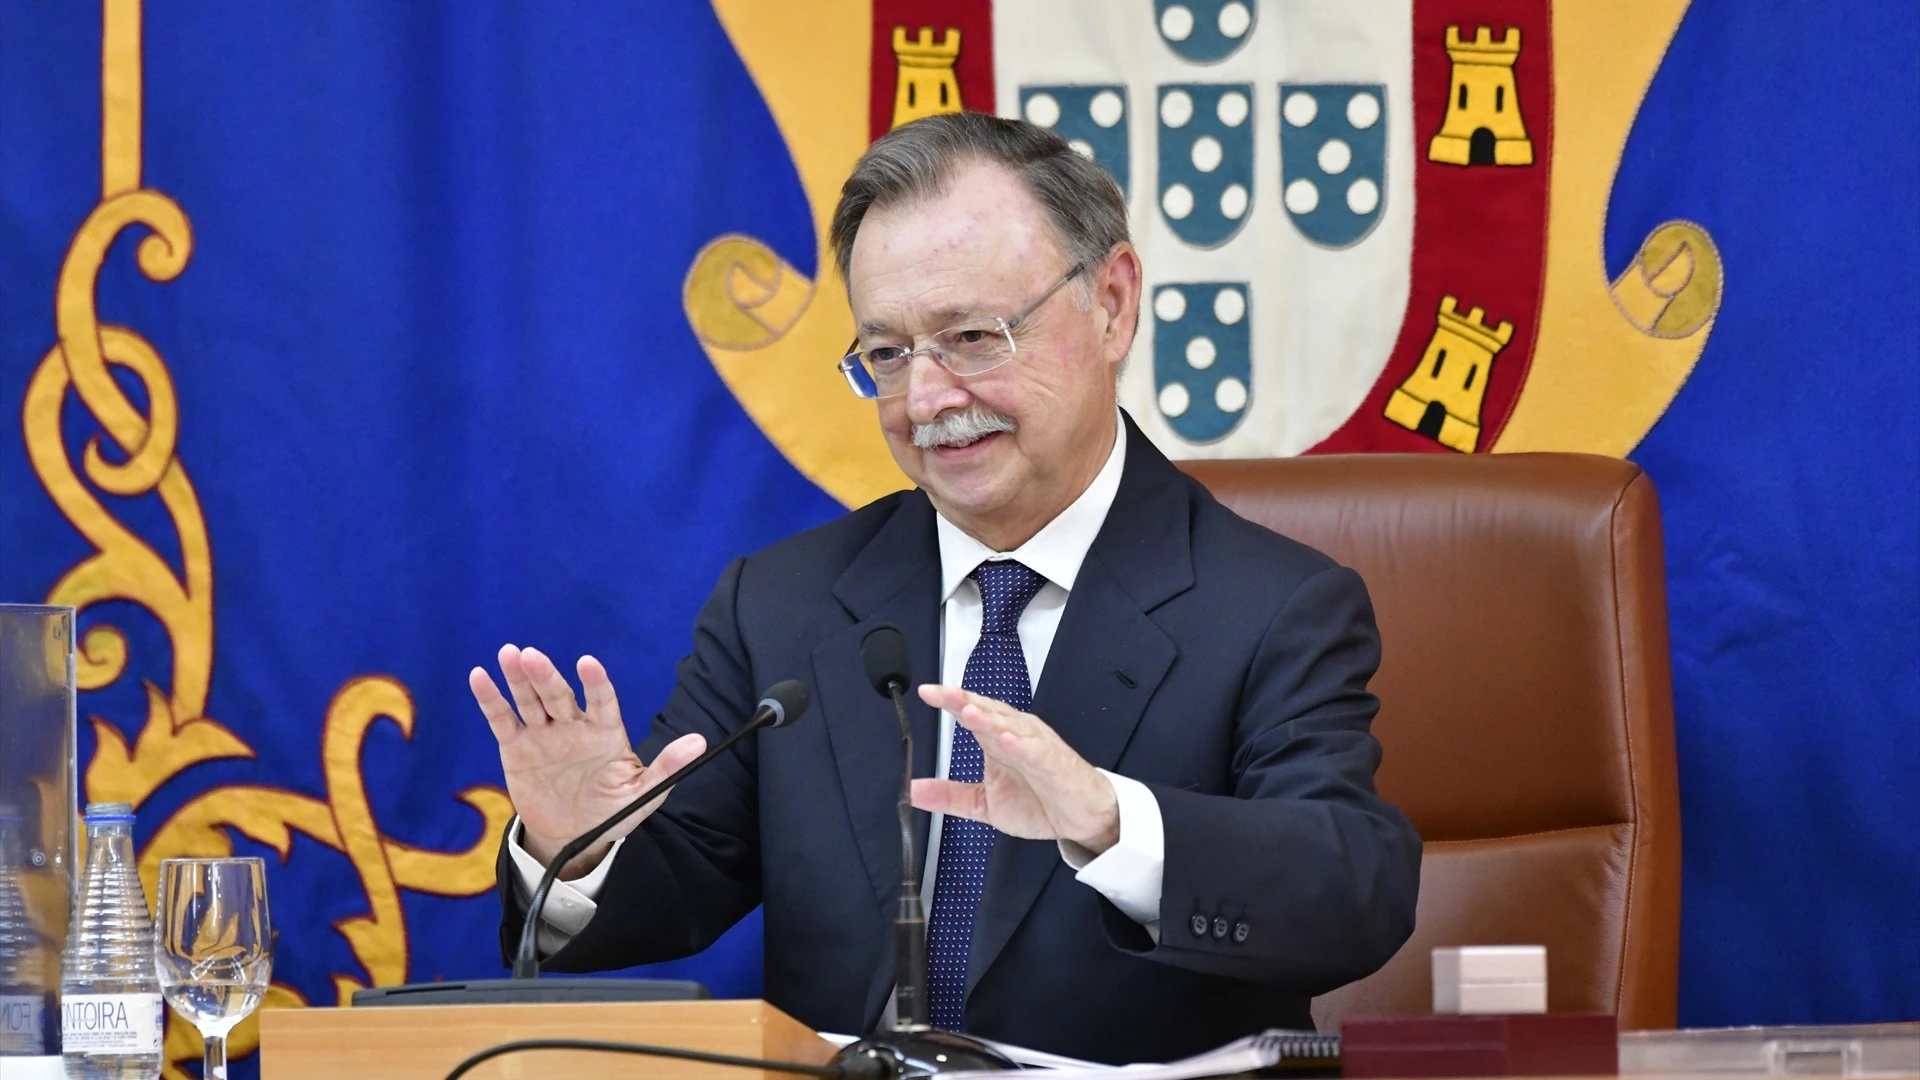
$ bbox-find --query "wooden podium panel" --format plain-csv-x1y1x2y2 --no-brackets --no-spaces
259,999,837,1080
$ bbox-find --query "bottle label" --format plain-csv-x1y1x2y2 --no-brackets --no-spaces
0,994,46,1053
60,993,163,1054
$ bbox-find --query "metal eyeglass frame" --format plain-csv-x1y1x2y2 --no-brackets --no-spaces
837,259,1091,400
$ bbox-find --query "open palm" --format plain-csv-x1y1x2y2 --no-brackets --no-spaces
910,684,1120,853
471,644,705,875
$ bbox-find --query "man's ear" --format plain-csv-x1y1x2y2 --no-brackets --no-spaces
1097,244,1144,366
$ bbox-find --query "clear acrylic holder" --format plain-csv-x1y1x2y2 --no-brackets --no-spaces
1621,1024,1920,1077
0,605,78,1067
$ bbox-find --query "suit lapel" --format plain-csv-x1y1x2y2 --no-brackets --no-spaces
812,491,943,1026
965,414,1195,994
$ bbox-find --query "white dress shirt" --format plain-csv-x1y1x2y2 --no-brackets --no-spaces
509,413,1166,956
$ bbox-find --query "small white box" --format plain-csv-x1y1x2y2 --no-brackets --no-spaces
1433,945,1548,1015
1441,980,1549,1014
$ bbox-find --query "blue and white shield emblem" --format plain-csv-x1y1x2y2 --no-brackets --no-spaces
1278,83,1387,248
1158,84,1254,249
995,0,1414,458
1020,85,1130,197
1152,282,1251,443
1153,0,1256,64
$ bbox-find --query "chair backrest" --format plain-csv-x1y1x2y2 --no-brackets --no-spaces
1179,453,1682,1030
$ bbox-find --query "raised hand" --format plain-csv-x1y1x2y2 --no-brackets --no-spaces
470,644,705,878
910,684,1120,854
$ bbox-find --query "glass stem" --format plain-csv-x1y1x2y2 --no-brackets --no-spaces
204,1031,228,1080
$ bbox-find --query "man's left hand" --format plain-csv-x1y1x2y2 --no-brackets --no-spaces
912,684,1120,855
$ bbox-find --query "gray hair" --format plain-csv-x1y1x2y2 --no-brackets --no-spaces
829,112,1130,284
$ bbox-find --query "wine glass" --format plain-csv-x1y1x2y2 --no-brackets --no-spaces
153,857,272,1080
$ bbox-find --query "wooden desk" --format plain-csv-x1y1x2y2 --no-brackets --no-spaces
257,1001,1920,1080
259,998,836,1080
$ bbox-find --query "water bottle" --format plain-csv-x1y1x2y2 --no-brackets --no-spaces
60,804,162,1080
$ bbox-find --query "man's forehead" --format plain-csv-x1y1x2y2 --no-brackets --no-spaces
848,163,1062,327
853,266,986,335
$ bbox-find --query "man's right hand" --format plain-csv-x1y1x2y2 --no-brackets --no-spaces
471,644,706,880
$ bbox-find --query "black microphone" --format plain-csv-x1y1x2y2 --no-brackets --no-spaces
832,628,1013,1078
513,679,810,979
860,625,928,1032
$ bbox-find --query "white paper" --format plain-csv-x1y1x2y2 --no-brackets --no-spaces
943,1030,1337,1080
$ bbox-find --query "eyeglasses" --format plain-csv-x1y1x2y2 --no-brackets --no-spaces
838,260,1091,400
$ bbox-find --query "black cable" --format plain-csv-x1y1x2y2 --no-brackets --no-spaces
442,1037,885,1080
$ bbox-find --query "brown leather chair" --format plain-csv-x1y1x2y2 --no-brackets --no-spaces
1179,453,1682,1031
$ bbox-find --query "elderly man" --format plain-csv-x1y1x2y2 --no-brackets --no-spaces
474,112,1420,1062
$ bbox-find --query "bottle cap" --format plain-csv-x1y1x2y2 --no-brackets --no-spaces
83,802,136,823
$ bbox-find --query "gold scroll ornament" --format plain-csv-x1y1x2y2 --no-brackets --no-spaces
1492,3,1725,454
681,0,915,510
21,3,511,1076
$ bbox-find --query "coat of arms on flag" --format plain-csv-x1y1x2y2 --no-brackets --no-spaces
684,0,1725,507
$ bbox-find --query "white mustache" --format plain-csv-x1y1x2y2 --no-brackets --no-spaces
911,405,1018,450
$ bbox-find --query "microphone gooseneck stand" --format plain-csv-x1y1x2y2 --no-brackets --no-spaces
888,662,929,1030
832,626,1016,1079
515,680,812,978
356,681,812,1009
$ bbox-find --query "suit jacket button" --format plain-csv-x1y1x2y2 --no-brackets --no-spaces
1212,916,1229,940
1190,914,1209,938
1233,921,1250,944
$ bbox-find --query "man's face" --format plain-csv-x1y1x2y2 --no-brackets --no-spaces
846,160,1140,548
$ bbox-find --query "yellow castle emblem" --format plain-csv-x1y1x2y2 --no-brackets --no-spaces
1384,296,1514,452
1429,26,1533,166
892,26,963,129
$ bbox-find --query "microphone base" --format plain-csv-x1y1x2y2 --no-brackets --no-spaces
348,977,707,1007
833,1029,1018,1079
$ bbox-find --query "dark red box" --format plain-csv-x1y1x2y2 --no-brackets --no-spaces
1341,1013,1619,1077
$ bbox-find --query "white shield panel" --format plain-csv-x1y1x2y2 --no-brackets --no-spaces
994,0,1415,458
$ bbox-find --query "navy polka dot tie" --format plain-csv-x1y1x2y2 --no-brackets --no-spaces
927,559,1046,1031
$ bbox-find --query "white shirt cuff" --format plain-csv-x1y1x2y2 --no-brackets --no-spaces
506,818,623,952
1059,770,1164,942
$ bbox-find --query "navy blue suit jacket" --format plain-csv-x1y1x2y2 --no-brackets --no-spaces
499,414,1420,1062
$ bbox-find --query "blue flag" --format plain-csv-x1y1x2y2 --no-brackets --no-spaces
1612,1,1920,1025
1,4,841,1070
1,3,1915,1075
